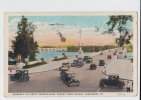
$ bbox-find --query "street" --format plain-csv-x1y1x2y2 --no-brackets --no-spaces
8,50,133,92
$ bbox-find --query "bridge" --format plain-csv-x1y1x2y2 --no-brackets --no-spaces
37,47,67,52
8,47,67,52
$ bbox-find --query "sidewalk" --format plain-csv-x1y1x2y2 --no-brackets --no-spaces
105,57,133,80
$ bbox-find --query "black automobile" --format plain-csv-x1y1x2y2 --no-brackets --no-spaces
100,52,103,55
71,59,84,67
107,55,112,59
99,60,105,66
99,73,125,89
83,56,90,61
60,71,80,87
90,62,97,70
10,70,30,82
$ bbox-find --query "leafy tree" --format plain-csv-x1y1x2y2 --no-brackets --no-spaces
106,15,133,47
12,16,38,62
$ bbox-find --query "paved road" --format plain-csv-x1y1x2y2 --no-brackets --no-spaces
8,49,133,92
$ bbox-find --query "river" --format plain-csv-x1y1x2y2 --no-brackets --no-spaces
35,51,133,60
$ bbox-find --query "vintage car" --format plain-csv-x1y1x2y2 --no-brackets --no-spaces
99,51,103,55
83,56,90,61
10,70,30,82
90,62,97,70
59,62,70,71
60,71,80,87
107,55,112,59
86,57,93,63
71,59,84,67
99,60,105,66
99,73,125,89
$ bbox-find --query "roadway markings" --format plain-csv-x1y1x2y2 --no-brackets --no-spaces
97,88,100,92
97,54,117,92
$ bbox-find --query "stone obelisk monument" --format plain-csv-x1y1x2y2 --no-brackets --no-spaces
78,29,84,59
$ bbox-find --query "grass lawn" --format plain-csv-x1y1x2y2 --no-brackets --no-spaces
23,62,47,69
52,57,68,61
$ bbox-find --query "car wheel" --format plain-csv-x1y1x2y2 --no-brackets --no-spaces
118,84,123,89
24,75,29,81
68,84,70,87
26,77,29,81
10,76,14,81
18,77,22,82
99,82,104,88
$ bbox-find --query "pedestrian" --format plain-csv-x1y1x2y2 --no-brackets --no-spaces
126,81,130,92
132,81,133,92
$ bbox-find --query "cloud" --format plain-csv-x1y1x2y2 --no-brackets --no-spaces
8,18,121,46
8,18,21,32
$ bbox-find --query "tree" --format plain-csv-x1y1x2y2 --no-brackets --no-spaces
106,15,133,47
12,16,38,62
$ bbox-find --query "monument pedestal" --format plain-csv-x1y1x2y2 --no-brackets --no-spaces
78,49,84,59
100,51,103,55
16,63,23,69
117,48,127,59
16,54,23,69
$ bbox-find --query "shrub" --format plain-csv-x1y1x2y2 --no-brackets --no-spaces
41,58,45,63
23,62,47,69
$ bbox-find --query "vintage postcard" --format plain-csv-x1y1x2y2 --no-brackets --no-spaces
4,12,138,97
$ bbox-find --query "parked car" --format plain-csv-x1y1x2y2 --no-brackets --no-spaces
90,62,97,70
99,60,105,66
107,55,112,59
59,62,70,71
71,59,84,67
83,56,90,61
100,52,103,55
60,71,80,87
86,57,93,63
99,73,125,89
10,70,30,82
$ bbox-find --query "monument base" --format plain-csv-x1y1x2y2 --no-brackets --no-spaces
100,51,103,55
16,63,23,69
117,48,127,59
78,49,84,59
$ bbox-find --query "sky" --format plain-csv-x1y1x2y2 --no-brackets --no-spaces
8,15,133,47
